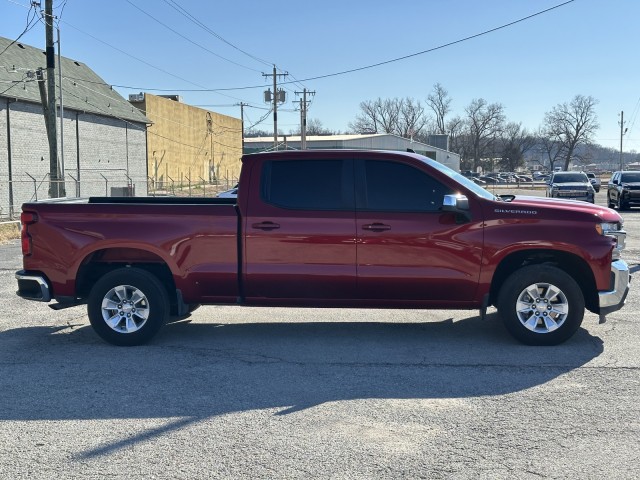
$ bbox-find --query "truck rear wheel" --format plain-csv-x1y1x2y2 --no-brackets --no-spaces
497,265,584,345
87,267,169,346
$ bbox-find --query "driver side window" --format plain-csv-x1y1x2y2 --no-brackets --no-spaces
359,160,452,212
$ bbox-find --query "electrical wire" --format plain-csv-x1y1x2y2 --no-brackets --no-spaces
62,84,242,152
85,0,576,93
70,79,245,134
59,19,257,105
0,2,39,58
161,0,272,68
245,108,273,130
0,79,26,96
124,0,261,73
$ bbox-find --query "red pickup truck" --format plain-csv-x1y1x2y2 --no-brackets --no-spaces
15,150,630,346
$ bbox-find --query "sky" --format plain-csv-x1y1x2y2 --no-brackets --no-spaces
1,0,639,152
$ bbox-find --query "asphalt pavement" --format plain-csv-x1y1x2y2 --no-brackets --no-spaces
0,190,638,479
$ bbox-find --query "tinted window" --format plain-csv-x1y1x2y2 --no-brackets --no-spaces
620,172,640,183
361,160,451,212
552,173,589,183
262,159,348,210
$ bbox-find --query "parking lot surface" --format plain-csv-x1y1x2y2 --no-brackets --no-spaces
1,190,639,479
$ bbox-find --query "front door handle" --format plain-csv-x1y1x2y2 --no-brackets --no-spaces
362,223,391,232
252,221,280,231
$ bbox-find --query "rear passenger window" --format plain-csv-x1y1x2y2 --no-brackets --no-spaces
261,159,348,210
361,160,452,212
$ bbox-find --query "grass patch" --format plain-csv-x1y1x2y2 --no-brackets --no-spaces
0,222,20,244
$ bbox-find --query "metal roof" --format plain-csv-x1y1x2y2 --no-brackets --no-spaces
245,133,452,153
0,36,149,125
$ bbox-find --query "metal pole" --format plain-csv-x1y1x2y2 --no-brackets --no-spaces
6,99,15,217
302,89,307,150
620,111,624,171
57,25,64,181
44,0,60,197
240,102,245,154
272,65,277,150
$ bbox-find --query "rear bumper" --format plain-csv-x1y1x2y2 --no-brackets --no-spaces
599,260,630,315
15,270,51,302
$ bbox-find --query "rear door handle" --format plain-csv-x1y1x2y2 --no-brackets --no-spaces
252,221,280,231
362,223,391,232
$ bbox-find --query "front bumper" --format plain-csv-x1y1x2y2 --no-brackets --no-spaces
599,260,630,315
551,192,594,202
15,270,51,302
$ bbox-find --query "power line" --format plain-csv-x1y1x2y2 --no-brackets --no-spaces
124,0,261,73
161,0,272,68
0,1,40,58
62,84,242,152
65,0,575,94
283,0,577,85
71,80,243,134
58,19,257,105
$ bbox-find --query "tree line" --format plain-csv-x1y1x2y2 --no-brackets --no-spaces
349,85,603,173
246,84,639,172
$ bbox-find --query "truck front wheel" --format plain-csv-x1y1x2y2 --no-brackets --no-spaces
497,265,584,345
87,267,169,346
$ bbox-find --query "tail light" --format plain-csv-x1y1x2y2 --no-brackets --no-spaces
20,211,38,256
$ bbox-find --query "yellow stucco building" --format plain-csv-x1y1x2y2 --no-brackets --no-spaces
130,93,242,190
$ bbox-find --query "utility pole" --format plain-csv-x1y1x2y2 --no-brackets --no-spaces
43,0,62,197
237,102,248,154
262,65,288,150
619,110,628,171
57,23,64,182
294,88,315,150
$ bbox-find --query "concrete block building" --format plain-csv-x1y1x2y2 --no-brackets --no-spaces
0,36,149,218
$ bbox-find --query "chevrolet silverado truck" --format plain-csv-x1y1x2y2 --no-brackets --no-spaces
15,150,630,346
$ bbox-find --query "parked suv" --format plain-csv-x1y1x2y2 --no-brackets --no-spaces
546,171,595,203
586,173,601,192
607,171,640,210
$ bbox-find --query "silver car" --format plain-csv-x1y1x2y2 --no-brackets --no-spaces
546,172,595,203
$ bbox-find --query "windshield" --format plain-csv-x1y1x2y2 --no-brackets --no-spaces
552,173,588,183
621,172,640,183
418,156,496,201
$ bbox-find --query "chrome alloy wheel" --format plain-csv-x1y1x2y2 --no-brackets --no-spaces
101,284,150,334
515,282,569,334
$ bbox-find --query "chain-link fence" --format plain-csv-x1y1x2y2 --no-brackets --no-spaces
0,173,239,221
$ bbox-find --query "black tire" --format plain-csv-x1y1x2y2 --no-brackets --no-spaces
607,194,615,208
87,267,169,346
497,265,585,346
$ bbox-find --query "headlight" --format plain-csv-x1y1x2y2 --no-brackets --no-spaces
595,222,622,235
596,221,627,259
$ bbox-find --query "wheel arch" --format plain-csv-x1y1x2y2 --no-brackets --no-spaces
489,249,599,313
75,247,180,313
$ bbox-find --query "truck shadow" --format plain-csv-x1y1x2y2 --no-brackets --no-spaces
0,312,603,458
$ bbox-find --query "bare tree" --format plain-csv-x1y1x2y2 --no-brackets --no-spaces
426,83,452,135
306,118,333,136
349,97,399,134
543,95,599,170
498,122,535,172
289,118,335,136
464,98,506,171
445,115,466,158
349,97,427,138
398,97,428,139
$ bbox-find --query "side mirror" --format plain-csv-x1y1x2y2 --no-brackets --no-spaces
442,194,471,222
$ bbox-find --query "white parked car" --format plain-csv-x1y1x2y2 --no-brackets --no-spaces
216,184,238,198
586,173,601,192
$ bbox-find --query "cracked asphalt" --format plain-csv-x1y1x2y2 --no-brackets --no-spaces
1,190,639,479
